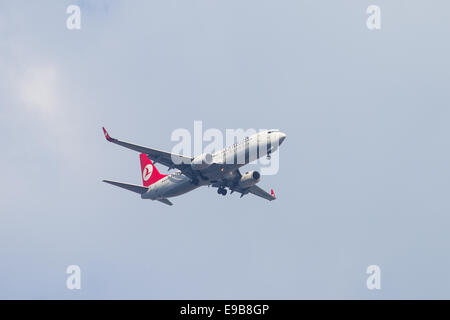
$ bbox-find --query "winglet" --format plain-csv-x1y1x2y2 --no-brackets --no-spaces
271,189,276,199
102,127,113,142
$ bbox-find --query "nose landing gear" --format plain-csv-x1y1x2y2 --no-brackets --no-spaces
217,187,227,196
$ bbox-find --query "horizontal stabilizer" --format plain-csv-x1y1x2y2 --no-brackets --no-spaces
103,180,148,194
157,198,173,206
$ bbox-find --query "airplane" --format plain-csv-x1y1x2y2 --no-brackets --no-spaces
102,127,286,205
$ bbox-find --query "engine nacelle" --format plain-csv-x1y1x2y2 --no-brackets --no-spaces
238,170,261,188
191,153,213,170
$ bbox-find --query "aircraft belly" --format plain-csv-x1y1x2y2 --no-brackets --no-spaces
164,180,198,198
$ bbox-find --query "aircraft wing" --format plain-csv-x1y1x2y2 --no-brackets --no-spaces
212,180,276,201
102,127,195,175
247,185,276,201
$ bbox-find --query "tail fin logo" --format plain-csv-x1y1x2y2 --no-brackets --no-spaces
143,164,153,181
139,153,167,187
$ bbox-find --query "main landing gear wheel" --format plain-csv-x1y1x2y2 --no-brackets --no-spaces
217,187,227,196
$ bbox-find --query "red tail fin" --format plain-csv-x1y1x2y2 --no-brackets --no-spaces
139,153,166,187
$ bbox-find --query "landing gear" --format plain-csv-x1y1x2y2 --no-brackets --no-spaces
217,187,227,196
266,151,271,160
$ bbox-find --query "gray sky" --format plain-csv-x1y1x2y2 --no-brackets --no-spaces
1,0,449,299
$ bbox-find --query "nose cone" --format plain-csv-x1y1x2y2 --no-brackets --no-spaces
278,132,287,145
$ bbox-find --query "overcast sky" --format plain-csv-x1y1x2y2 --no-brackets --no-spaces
1,0,449,299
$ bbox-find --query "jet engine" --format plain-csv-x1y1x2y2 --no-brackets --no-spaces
191,153,213,170
238,170,261,188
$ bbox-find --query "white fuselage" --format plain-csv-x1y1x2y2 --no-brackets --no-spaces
141,130,286,201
